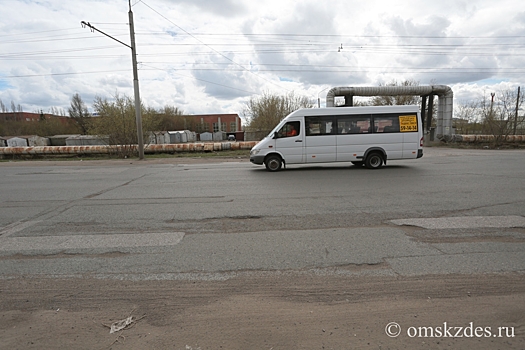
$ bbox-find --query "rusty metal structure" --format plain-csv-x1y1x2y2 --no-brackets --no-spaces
0,142,257,156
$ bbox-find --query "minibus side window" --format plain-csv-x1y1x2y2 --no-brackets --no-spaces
276,121,300,138
305,116,335,136
373,114,400,133
337,115,371,134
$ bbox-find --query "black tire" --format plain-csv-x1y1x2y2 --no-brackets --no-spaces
351,161,363,167
265,155,283,172
365,152,383,169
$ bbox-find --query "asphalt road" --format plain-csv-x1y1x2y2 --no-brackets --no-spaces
1,147,524,280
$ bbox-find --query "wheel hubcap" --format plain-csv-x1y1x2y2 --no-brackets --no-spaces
269,160,279,170
371,156,381,167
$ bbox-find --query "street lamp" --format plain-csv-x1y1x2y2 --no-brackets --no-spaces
81,0,144,160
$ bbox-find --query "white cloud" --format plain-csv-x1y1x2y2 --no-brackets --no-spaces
0,0,524,117
159,0,248,17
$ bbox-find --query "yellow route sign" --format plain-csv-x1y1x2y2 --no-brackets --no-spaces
399,115,418,132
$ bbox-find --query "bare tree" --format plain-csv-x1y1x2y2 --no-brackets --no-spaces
244,91,312,133
155,105,186,131
481,87,524,145
368,79,421,106
88,93,158,158
68,93,91,134
454,100,482,135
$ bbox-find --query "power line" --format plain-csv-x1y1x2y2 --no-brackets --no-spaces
3,47,523,60
4,69,130,78
0,34,129,45
137,0,290,93
164,33,525,39
2,11,524,89
141,63,258,95
6,66,524,80
0,45,123,58
0,28,81,37
2,25,523,58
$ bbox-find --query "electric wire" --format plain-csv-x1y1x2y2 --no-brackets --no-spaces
141,63,258,95
137,0,291,92
1,19,524,81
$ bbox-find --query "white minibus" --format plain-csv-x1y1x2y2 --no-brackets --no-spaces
250,105,423,171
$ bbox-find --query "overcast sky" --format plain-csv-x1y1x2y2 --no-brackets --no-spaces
1,0,524,121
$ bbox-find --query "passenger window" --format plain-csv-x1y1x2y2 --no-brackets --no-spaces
374,115,400,133
337,116,371,134
276,121,300,138
305,117,335,136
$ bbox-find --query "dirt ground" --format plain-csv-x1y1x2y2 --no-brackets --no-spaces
1,273,524,350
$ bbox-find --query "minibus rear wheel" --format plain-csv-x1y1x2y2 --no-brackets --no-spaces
365,152,384,169
265,155,283,172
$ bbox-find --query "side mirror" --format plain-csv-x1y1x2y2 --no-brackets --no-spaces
273,131,279,139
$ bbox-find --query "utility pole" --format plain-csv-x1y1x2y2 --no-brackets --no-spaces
128,1,144,159
514,86,520,135
490,92,495,115
81,0,144,160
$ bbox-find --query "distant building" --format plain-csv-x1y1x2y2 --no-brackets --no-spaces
0,112,71,125
183,114,242,134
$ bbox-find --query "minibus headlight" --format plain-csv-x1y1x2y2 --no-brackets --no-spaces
250,149,260,156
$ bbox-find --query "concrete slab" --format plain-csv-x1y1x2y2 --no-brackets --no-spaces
432,242,525,255
390,216,525,229
0,232,185,251
0,227,440,277
387,251,525,276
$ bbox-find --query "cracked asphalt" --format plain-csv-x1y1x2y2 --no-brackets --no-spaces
1,147,525,349
1,147,524,280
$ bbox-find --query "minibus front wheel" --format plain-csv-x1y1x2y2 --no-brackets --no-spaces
265,155,283,172
365,152,384,169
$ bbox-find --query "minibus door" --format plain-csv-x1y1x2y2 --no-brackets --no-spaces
304,116,336,163
274,120,304,164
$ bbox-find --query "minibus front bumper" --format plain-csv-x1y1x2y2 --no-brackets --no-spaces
250,155,266,165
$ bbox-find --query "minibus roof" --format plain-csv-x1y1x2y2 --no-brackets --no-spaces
289,105,420,117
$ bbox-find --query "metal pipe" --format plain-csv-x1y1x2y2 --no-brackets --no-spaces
325,85,454,139
0,142,258,156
